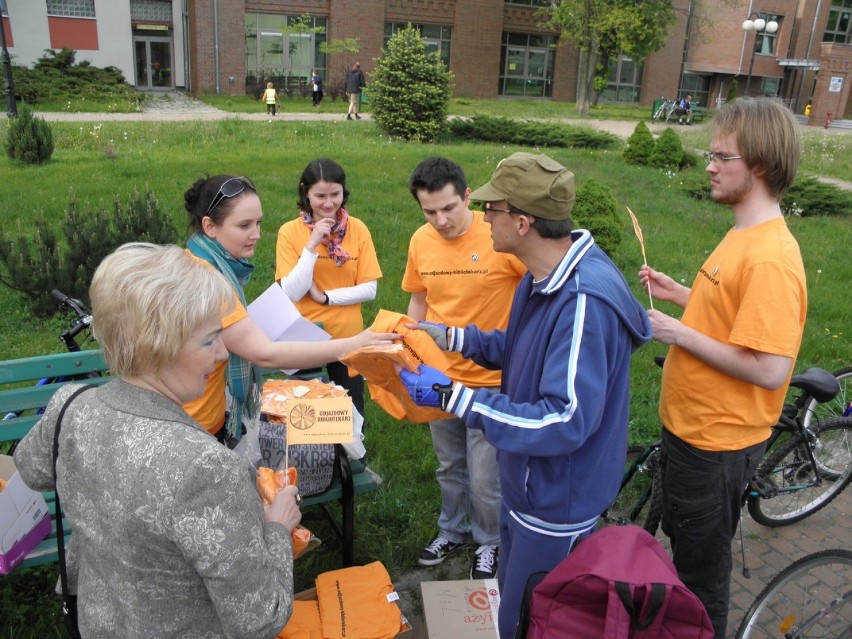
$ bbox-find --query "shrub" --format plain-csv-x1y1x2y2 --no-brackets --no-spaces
449,115,620,150
726,79,738,103
4,105,54,164
649,127,684,170
679,171,852,218
0,189,179,316
370,25,454,142
572,180,623,257
781,176,852,218
623,121,655,166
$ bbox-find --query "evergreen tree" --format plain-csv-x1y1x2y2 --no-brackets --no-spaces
369,25,454,142
572,180,623,257
623,121,655,166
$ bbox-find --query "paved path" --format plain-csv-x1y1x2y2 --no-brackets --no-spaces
397,489,851,638
34,91,852,192
33,91,852,637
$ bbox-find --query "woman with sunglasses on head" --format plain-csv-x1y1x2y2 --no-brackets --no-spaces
275,159,382,431
184,174,397,446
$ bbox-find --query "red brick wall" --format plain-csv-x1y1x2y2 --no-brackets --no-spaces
810,43,852,124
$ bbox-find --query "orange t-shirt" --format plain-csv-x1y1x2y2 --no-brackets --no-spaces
660,218,806,451
182,251,249,434
275,216,382,338
402,211,525,386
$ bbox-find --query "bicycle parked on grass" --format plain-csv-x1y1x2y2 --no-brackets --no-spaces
735,548,851,638
603,366,851,533
1,290,96,428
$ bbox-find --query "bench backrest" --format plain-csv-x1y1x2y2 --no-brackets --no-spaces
0,350,113,445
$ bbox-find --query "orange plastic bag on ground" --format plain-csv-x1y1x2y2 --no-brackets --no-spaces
341,309,453,423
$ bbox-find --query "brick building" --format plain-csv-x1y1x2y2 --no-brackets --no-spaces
2,0,850,120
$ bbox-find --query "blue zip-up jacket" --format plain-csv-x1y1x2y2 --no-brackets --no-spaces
445,230,652,527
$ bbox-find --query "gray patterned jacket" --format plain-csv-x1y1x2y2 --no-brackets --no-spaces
14,380,294,639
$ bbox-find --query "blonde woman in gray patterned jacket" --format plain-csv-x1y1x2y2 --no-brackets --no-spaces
14,243,301,639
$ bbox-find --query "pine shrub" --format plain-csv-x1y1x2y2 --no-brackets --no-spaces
370,25,454,142
0,189,179,316
649,127,684,170
449,115,619,150
781,176,852,218
5,106,54,164
572,180,623,257
623,121,655,166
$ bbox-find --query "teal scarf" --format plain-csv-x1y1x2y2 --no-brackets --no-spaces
187,233,262,441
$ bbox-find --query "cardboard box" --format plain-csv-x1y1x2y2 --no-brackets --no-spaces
421,579,500,639
0,455,51,574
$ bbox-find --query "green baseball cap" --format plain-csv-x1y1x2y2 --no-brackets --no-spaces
469,152,575,221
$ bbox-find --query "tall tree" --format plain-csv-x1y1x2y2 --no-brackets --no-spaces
541,0,676,115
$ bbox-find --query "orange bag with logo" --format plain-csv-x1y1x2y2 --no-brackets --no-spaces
341,309,453,423
256,467,317,558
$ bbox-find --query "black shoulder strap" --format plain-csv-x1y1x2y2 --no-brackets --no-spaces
52,384,96,606
615,581,666,631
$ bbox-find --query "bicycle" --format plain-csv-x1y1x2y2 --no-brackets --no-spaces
734,548,852,638
2,289,96,425
652,97,679,122
801,366,852,429
602,366,850,533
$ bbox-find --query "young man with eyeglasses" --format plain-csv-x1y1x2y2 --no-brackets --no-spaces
639,98,807,638
402,157,526,581
397,152,652,638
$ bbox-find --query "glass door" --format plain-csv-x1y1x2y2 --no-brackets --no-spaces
134,36,173,90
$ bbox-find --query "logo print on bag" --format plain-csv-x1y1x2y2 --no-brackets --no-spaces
288,403,316,430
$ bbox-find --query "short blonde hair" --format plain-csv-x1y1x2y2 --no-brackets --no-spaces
90,243,233,377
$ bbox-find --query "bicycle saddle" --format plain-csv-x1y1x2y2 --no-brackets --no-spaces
789,368,840,403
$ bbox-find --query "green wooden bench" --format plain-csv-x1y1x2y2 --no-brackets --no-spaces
691,106,709,122
1,350,381,571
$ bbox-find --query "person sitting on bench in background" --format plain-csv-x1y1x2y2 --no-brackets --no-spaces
676,95,693,125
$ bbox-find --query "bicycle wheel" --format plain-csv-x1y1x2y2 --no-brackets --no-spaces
735,548,852,639
801,366,852,429
747,417,852,527
601,445,662,534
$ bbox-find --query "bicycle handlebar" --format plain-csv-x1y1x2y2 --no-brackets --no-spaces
51,289,93,351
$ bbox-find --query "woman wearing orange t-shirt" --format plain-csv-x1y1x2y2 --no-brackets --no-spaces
183,174,396,446
275,159,383,428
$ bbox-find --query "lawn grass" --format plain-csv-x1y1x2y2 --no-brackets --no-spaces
0,118,849,638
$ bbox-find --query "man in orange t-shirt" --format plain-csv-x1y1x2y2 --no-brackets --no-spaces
639,98,807,639
403,157,525,581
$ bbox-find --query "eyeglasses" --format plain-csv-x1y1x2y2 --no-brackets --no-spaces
205,177,256,217
703,151,743,165
484,203,523,215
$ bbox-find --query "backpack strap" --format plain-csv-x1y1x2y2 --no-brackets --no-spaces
614,581,667,631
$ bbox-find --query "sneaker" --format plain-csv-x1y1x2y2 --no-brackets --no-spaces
470,545,499,580
346,114,352,120
418,535,465,566
355,114,362,120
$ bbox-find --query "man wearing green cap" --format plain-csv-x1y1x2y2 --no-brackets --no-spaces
397,152,653,638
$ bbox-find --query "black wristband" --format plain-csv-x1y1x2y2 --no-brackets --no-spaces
323,292,330,306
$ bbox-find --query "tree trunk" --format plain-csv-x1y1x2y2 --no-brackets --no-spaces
575,45,599,115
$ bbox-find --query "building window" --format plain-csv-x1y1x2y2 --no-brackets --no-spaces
599,55,643,103
823,0,852,44
499,32,555,98
679,73,711,109
245,13,327,89
385,22,451,66
504,1,551,6
46,0,96,18
755,14,780,55
130,0,172,22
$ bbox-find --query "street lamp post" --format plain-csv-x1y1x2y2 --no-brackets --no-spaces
742,12,779,97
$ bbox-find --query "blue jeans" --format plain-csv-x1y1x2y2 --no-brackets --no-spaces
660,428,766,639
430,390,501,546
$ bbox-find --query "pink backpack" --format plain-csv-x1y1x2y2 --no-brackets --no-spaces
526,526,714,638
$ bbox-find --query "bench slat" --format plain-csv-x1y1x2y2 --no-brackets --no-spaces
0,350,109,384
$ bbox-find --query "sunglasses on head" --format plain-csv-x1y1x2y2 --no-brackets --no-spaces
205,177,256,217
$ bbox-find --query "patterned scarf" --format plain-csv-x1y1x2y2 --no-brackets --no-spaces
186,233,263,441
300,208,351,266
